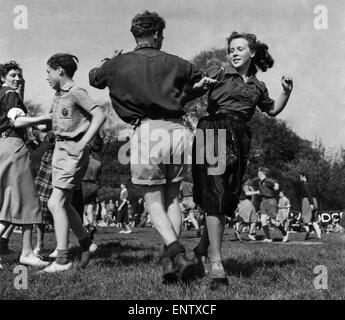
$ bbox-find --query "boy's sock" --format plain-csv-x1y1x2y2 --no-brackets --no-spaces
56,249,70,265
79,237,92,268
166,241,185,260
0,237,9,249
263,225,271,239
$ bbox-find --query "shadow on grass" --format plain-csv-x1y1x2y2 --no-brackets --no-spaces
69,241,157,266
223,257,296,277
95,253,156,267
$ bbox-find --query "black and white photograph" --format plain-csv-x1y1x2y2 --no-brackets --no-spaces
1,0,345,305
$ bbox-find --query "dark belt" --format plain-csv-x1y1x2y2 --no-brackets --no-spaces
56,132,84,142
217,110,248,123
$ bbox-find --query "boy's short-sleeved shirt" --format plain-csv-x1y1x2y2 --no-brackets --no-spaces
51,81,98,139
205,65,275,121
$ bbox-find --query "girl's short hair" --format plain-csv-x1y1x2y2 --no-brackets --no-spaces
130,11,166,38
0,60,22,86
47,53,79,78
226,31,274,75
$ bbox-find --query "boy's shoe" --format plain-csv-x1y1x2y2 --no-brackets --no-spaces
248,234,256,241
282,234,289,243
173,253,196,282
262,238,272,243
19,255,50,267
209,261,228,290
162,256,178,284
39,261,72,273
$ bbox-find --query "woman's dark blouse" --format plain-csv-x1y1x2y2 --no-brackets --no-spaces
206,65,275,121
0,86,27,140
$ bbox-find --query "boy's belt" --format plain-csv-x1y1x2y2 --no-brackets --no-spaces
56,132,84,142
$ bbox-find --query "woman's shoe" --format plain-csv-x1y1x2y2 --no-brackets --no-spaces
49,248,58,258
39,261,72,273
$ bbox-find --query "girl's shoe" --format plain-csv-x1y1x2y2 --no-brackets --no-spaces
19,255,49,267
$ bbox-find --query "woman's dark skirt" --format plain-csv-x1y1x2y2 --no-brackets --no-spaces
192,113,251,217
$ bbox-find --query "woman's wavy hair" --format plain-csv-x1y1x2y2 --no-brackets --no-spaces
226,31,274,75
0,60,22,87
47,53,79,78
130,10,166,38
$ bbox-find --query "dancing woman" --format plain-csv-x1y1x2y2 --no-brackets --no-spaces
191,32,293,288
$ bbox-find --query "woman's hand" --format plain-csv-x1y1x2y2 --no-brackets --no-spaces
281,75,293,94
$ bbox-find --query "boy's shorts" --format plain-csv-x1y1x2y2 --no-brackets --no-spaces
52,140,89,190
130,118,189,185
260,198,278,219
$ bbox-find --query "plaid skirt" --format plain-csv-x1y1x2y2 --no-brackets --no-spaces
35,149,53,225
0,137,42,224
192,113,251,217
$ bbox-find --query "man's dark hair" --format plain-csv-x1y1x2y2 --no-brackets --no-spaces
47,53,79,78
130,11,165,38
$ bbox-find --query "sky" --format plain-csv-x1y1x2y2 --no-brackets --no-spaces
1,0,344,149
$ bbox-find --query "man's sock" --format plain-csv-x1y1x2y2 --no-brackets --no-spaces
56,249,70,265
263,225,271,239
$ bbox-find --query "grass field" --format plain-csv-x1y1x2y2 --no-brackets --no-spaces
1,226,345,300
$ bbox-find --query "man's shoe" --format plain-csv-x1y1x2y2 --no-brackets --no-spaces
193,247,207,278
173,253,196,282
0,247,14,255
162,256,178,284
209,261,228,290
